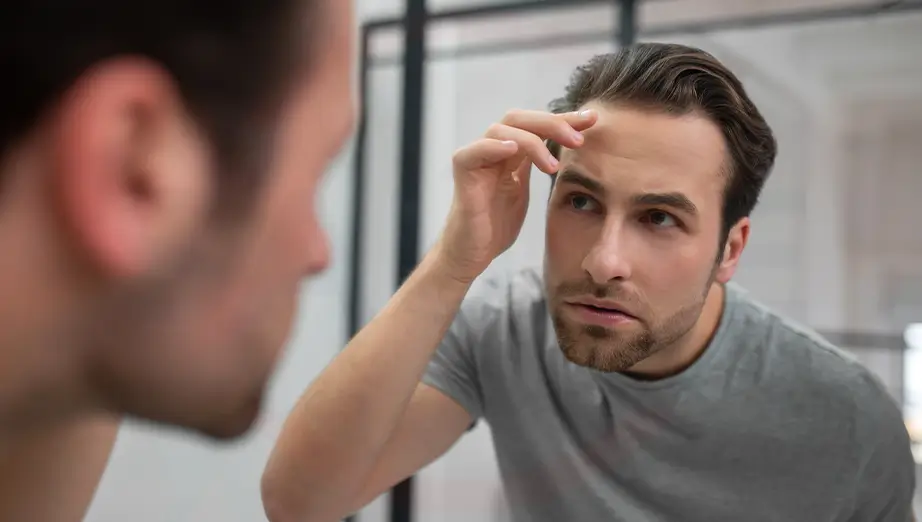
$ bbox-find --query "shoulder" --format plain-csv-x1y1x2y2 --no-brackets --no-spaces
728,284,905,434
461,265,547,322
728,287,915,514
454,265,549,347
729,283,869,381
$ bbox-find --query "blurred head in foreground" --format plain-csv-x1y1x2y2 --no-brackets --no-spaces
0,0,356,439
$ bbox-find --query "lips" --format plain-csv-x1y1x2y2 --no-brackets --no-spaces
578,303,633,317
568,298,637,319
564,298,639,328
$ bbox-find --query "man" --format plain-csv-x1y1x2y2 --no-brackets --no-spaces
263,43,916,522
0,0,354,520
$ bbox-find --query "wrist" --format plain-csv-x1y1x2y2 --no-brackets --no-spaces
418,244,477,294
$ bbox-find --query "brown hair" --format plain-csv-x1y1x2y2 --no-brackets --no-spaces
0,0,316,217
548,42,777,239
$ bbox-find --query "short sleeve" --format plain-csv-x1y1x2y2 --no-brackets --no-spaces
421,304,486,423
847,376,916,522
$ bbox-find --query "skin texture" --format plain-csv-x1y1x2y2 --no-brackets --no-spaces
545,102,749,378
0,1,355,520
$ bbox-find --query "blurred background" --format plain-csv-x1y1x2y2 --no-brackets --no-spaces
85,1,922,521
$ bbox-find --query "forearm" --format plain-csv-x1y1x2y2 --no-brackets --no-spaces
262,247,471,522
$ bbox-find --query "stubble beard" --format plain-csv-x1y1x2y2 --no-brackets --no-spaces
551,302,702,373
548,275,715,374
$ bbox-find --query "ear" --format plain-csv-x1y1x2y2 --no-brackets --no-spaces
49,57,212,280
714,217,750,284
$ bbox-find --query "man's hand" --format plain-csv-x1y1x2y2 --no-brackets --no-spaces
436,109,598,283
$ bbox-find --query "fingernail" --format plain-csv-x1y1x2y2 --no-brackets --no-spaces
579,109,594,119
572,131,584,144
548,154,559,169
501,140,517,147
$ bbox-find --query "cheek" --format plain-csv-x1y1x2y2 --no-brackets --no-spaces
198,181,304,326
261,95,349,276
545,209,598,268
262,126,335,273
544,213,575,278
639,239,715,300
268,163,329,277
187,230,295,370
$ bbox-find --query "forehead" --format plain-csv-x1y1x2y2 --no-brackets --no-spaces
559,102,728,206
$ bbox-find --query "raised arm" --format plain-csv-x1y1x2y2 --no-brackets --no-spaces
260,109,597,522
261,251,477,522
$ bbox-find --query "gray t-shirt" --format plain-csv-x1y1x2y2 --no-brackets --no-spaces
422,267,916,522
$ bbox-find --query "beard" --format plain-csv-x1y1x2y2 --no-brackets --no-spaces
548,277,713,374
84,227,279,440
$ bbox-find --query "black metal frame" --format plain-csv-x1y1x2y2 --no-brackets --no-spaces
346,2,922,522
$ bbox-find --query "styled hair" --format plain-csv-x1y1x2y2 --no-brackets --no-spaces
0,1,315,212
548,42,777,238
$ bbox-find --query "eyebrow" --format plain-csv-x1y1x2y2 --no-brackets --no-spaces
557,169,607,196
633,192,699,217
557,169,699,216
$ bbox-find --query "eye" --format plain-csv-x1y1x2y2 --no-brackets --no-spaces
567,193,600,213
642,210,679,228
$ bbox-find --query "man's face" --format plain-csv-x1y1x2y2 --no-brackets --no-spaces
63,1,357,438
544,102,742,374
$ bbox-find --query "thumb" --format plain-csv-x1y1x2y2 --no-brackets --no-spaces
511,157,532,192
453,139,519,171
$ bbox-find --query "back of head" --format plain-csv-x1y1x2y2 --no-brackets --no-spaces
0,0,310,207
549,43,777,236
0,0,355,440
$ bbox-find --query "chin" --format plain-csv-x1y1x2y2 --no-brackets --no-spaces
560,346,628,373
557,332,653,373
195,391,265,441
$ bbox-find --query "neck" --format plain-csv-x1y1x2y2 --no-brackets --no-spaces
0,174,96,433
624,282,727,380
0,289,89,434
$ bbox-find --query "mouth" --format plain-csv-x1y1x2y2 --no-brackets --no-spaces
564,299,639,327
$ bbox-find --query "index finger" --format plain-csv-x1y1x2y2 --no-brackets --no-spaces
500,109,599,148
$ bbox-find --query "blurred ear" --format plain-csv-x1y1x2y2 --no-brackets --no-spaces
48,57,213,281
715,217,749,284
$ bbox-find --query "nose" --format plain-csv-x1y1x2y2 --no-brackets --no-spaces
304,220,331,276
581,220,632,284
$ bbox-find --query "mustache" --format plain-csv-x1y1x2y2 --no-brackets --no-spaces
553,280,642,305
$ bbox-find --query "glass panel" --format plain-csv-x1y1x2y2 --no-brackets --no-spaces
369,25,405,64
427,3,616,58
639,0,912,33
355,55,404,522
428,0,535,11
360,62,403,326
